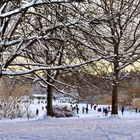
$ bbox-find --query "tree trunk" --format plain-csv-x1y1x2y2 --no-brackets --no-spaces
111,59,119,115
111,81,118,114
47,84,53,116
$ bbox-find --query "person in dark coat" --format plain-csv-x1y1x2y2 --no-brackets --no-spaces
104,108,108,116
135,108,138,113
86,107,89,114
121,106,124,115
36,109,39,116
76,107,79,114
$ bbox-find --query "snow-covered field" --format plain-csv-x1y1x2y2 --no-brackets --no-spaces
0,103,140,140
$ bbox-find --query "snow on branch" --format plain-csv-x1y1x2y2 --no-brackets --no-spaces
2,57,101,76
0,18,105,47
0,0,70,18
36,73,81,100
47,72,78,89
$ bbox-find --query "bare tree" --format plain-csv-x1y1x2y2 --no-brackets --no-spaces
23,99,32,120
71,0,140,115
0,1,103,116
3,0,139,117
0,0,103,78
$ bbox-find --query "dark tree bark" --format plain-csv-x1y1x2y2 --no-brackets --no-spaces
111,77,119,114
47,84,53,116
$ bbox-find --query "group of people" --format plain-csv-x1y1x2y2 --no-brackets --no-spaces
74,105,140,116
97,106,111,116
98,106,125,116
70,104,89,114
121,106,138,115
82,105,89,114
71,104,112,116
35,105,47,116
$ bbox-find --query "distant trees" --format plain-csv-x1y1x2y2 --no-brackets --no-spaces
0,96,24,119
23,99,32,120
0,76,32,98
132,98,140,109
71,72,111,102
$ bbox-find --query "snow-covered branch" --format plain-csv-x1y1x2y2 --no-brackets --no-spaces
2,57,101,76
0,0,69,18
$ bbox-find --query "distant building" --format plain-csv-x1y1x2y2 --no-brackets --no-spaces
55,92,78,104
31,94,47,100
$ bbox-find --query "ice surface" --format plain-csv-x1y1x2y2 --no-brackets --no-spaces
0,103,140,140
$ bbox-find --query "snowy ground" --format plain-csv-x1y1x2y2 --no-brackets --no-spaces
0,103,140,140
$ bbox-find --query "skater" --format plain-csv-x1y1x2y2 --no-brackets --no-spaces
135,108,138,113
82,106,85,114
36,109,39,116
86,106,89,114
75,104,79,114
76,106,79,114
121,106,124,115
104,107,108,116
